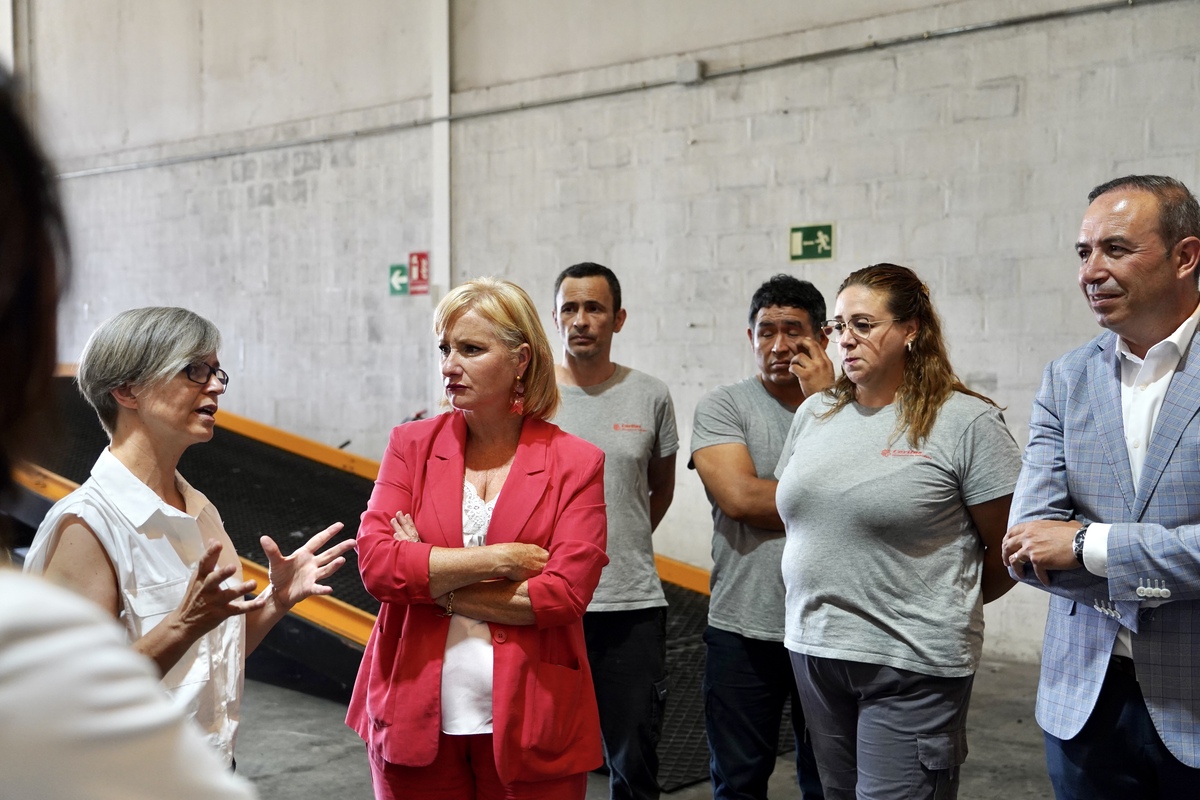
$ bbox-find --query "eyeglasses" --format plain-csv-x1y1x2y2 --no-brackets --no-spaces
821,318,903,341
183,362,229,391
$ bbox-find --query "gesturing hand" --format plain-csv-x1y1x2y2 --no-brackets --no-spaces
790,337,835,398
174,539,266,637
259,522,356,611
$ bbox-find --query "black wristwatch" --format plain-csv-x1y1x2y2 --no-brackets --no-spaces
1072,524,1088,565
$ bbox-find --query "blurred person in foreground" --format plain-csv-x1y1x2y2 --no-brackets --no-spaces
24,305,355,767
776,264,1020,799
348,277,609,799
0,68,257,798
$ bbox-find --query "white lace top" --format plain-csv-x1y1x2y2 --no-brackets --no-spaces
440,479,499,734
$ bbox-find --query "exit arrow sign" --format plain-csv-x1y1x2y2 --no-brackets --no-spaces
389,264,409,295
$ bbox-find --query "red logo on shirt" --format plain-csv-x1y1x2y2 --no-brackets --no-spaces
880,448,931,459
613,423,646,432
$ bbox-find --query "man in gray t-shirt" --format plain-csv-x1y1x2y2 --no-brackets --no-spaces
552,263,678,800
689,274,832,800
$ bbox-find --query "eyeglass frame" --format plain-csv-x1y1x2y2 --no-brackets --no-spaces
183,362,230,390
821,317,904,341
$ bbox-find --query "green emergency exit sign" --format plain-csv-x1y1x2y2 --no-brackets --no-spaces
389,263,409,295
790,224,835,261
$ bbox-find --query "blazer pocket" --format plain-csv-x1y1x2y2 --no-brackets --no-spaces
1049,594,1077,616
524,660,586,755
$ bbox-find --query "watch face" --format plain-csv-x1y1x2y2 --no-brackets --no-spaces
1074,526,1087,563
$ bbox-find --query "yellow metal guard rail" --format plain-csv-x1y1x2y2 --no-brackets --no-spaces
15,374,710,644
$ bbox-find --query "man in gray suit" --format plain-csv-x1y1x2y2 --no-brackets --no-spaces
1003,175,1200,798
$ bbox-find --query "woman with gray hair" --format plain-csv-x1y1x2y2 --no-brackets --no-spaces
0,67,256,798
24,305,355,767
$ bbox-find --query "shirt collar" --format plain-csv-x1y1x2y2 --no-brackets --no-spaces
1115,300,1200,365
90,448,209,527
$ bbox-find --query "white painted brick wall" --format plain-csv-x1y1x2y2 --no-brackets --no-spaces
447,2,1199,661
51,1,1200,662
59,116,435,464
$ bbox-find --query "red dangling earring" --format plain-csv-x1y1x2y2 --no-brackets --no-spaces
510,375,526,415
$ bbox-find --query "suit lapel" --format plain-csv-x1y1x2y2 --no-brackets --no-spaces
488,417,550,544
427,413,467,547
1134,328,1200,519
1088,337,1137,516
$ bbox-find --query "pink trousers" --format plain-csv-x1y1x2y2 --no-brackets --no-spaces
368,733,587,800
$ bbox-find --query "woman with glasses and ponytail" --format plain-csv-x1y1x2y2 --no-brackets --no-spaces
24,306,355,767
775,264,1021,800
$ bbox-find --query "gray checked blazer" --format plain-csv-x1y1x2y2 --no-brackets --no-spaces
1010,327,1200,768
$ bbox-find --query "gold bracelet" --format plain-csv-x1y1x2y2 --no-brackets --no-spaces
442,591,455,617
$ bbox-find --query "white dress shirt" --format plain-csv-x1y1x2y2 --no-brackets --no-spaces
1083,301,1200,658
24,448,246,765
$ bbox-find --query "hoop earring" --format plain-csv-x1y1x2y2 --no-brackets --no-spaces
906,340,914,352
510,375,526,416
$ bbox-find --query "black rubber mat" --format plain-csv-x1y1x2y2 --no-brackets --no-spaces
659,581,796,792
42,378,376,615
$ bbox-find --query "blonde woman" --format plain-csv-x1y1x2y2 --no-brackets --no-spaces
349,278,609,800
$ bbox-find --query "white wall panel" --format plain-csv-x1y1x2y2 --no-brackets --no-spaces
32,0,430,161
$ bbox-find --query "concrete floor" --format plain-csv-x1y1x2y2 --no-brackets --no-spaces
237,655,1052,799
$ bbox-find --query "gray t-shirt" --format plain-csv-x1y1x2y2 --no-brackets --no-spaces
775,391,1021,677
554,365,678,611
690,377,797,641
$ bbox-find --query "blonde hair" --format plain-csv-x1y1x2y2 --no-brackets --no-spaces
822,264,996,447
434,277,559,420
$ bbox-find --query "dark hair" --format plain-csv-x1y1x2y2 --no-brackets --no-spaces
0,70,69,498
821,264,995,446
748,274,826,332
554,262,622,312
1088,175,1200,249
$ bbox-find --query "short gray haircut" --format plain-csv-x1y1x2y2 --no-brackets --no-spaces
78,307,221,436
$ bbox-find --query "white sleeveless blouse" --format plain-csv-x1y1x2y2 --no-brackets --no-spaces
23,449,244,765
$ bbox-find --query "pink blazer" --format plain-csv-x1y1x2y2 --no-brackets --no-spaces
346,411,608,784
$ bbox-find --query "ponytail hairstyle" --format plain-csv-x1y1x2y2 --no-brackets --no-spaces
821,263,997,446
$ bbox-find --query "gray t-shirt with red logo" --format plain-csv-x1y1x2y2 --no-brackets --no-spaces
690,377,798,641
554,365,678,611
775,391,1020,677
